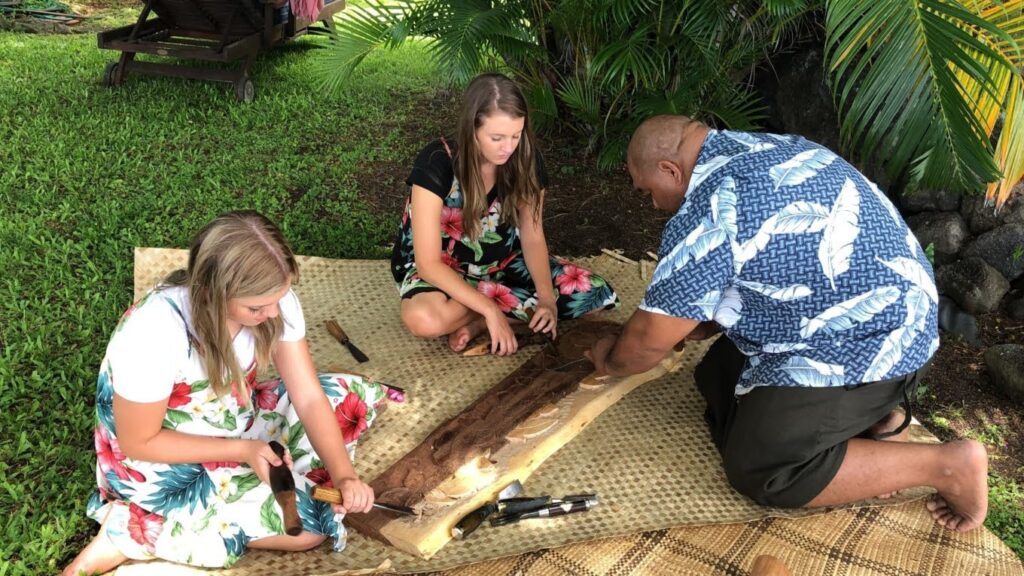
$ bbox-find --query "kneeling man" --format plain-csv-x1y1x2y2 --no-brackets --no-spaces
589,115,987,532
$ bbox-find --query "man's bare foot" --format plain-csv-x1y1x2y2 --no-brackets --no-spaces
448,317,486,353
865,409,911,498
925,439,988,532
62,522,128,576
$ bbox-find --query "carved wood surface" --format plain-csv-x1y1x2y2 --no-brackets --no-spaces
345,320,684,559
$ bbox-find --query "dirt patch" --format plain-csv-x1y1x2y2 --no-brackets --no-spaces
919,313,1024,482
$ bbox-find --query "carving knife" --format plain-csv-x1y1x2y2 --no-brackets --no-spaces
450,480,524,539
325,320,369,363
310,485,416,515
267,441,303,536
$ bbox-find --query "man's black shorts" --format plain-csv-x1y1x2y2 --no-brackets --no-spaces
694,337,929,508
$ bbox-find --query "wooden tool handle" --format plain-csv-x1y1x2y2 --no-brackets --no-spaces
274,490,303,536
267,442,302,536
750,555,790,576
311,485,343,505
325,320,349,343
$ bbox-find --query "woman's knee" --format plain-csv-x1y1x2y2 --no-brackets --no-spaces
401,305,447,338
292,532,327,551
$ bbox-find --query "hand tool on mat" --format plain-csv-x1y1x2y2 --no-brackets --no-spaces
450,480,524,539
310,486,416,516
267,441,303,536
325,320,369,363
489,494,599,526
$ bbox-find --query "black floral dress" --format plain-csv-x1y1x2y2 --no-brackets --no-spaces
390,139,619,321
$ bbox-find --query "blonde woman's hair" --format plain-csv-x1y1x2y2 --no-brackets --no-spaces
455,73,543,240
163,211,298,403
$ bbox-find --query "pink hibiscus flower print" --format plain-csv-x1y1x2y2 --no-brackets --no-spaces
478,281,519,313
251,379,281,410
555,263,592,295
334,393,368,444
440,252,462,272
127,503,164,553
306,467,333,488
95,427,145,483
167,382,191,409
440,207,464,240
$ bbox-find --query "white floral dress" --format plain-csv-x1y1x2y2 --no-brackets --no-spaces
86,286,394,567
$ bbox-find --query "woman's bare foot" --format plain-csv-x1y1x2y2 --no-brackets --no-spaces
926,439,989,532
866,409,911,498
62,521,128,576
448,316,486,353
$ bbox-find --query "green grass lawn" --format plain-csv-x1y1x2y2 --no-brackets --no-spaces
0,28,438,574
1,19,1022,576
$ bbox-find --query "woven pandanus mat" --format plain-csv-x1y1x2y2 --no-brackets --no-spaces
113,248,1019,576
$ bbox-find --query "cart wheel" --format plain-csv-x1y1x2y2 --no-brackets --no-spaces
234,77,255,103
103,62,119,87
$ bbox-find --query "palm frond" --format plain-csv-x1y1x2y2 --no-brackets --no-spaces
988,77,1024,208
424,0,539,83
592,24,666,88
314,0,417,92
702,82,768,130
825,0,1016,192
557,70,603,128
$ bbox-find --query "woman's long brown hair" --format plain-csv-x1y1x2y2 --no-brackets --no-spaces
454,73,543,239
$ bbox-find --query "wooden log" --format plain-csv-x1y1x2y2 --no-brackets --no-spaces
345,320,684,558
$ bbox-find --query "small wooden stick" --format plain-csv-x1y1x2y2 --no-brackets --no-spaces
749,555,790,576
600,248,637,264
646,251,658,261
640,259,651,281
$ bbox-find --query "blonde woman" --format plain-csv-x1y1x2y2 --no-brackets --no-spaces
391,73,620,356
65,211,390,575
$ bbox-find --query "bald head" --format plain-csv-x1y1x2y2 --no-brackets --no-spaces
627,115,705,176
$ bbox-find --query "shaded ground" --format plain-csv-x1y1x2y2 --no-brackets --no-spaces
921,313,1024,483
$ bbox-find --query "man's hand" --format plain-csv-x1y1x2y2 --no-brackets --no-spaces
586,334,617,376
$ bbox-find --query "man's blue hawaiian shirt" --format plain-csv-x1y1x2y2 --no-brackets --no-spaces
641,130,939,395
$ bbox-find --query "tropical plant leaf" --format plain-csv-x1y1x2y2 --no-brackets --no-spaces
315,0,418,92
825,0,1017,193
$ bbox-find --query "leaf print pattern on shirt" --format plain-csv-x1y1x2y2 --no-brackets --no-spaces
735,280,812,302
799,286,901,339
863,286,932,381
651,177,737,286
818,178,860,291
639,130,938,395
780,356,845,386
769,148,837,190
876,256,939,303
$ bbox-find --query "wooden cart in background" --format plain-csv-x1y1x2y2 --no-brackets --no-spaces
96,0,343,101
